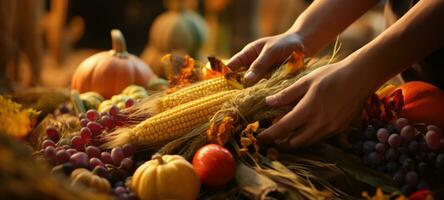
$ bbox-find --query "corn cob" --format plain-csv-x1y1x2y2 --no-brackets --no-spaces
108,90,240,148
160,76,235,111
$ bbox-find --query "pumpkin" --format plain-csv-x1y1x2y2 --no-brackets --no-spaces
70,168,111,193
131,154,200,200
395,81,444,128
71,29,157,99
141,6,208,78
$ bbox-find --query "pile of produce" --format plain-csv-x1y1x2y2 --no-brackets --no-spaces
1,30,443,200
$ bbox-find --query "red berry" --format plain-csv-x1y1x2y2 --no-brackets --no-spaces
56,150,71,164
87,121,103,136
111,147,124,166
71,136,84,151
80,127,92,143
109,105,119,116
125,99,135,108
70,152,89,167
66,148,78,156
80,119,89,127
89,157,104,169
100,152,113,164
42,139,55,149
86,146,101,158
426,130,442,150
120,158,134,171
100,115,114,129
122,144,135,157
86,109,100,121
46,127,60,142
44,146,57,162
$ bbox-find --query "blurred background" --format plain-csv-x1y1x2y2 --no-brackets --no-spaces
0,0,386,92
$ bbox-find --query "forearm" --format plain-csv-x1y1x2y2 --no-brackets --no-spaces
288,0,379,56
346,0,444,94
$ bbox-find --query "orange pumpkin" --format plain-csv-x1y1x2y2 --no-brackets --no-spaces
71,29,156,98
395,81,444,128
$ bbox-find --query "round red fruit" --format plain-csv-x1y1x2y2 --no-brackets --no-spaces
192,144,235,188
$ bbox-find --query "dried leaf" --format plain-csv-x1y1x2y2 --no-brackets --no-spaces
164,54,200,87
207,116,234,145
239,121,260,160
283,51,305,76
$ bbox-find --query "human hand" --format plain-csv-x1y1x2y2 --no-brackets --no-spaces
227,33,304,85
257,60,373,149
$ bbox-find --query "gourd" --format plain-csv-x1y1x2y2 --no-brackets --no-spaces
70,168,111,193
395,81,444,128
131,154,200,200
71,29,157,99
80,92,104,110
141,4,208,78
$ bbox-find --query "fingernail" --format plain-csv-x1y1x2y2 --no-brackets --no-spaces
244,71,256,81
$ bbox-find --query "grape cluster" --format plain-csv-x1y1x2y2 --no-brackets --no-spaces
353,118,444,195
42,106,140,200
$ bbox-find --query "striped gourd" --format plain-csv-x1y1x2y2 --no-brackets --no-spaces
126,90,239,146
160,76,235,111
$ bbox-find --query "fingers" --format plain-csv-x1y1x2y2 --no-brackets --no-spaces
244,47,275,85
265,78,308,107
226,41,264,71
285,124,323,149
257,98,309,143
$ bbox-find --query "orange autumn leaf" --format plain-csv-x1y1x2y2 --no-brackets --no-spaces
239,121,260,158
207,116,235,145
283,51,305,76
205,56,231,80
162,54,200,87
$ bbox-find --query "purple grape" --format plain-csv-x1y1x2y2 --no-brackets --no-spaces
44,146,57,162
386,148,399,161
418,162,429,176
56,150,71,164
109,105,120,116
80,118,89,127
364,127,377,141
408,140,419,153
80,127,92,143
46,127,60,142
388,134,402,147
86,109,100,121
393,171,404,186
125,98,135,108
400,125,415,142
398,145,409,154
402,158,416,171
363,141,376,153
66,148,78,156
427,152,437,164
377,128,390,143
415,152,426,161
100,115,114,129
120,158,134,171
395,118,409,131
101,152,113,164
427,124,442,134
419,141,428,151
71,136,84,151
114,186,126,195
375,143,388,154
70,152,89,167
42,139,56,149
387,161,399,174
405,171,419,186
399,154,410,164
111,147,125,165
426,130,442,150
86,146,101,158
87,121,103,136
122,144,135,157
436,154,444,168
89,157,104,169
368,152,383,166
